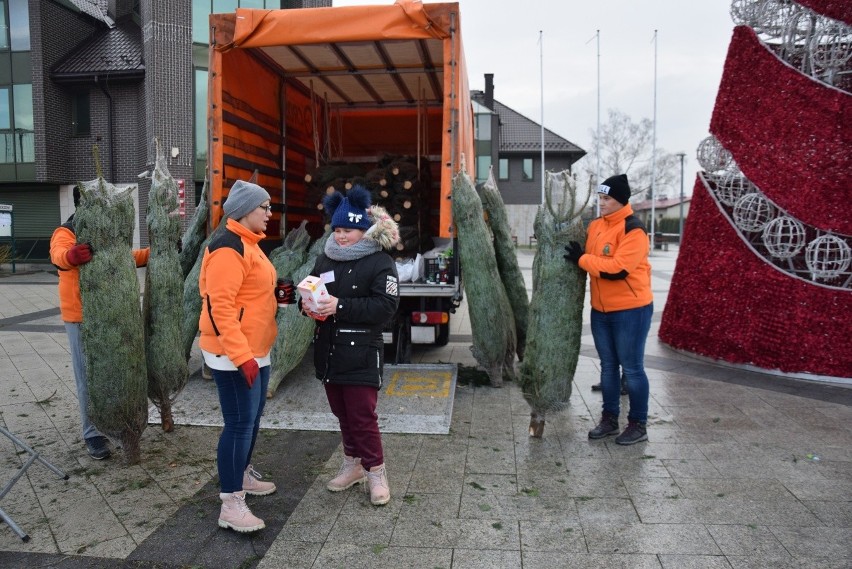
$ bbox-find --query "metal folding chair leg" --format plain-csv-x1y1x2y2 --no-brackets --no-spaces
0,425,69,542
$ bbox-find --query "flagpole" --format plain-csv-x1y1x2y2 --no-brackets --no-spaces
586,30,601,216
540,30,545,205
650,29,658,252
595,29,600,217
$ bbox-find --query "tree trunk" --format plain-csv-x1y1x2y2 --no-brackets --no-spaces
529,411,546,438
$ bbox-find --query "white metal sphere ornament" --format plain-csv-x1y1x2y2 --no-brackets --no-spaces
730,0,771,29
733,193,775,233
710,169,755,206
762,215,806,259
805,234,851,280
696,136,733,173
808,17,852,88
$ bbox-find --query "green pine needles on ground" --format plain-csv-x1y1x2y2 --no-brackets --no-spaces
451,164,516,388
76,176,148,464
144,144,189,432
520,170,589,438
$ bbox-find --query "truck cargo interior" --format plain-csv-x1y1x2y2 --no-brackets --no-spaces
207,2,474,361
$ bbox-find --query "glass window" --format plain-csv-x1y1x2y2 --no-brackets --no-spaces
12,83,32,162
522,158,534,181
240,0,265,8
0,1,8,50
8,0,29,52
193,0,212,44
498,158,508,180
476,114,491,141
213,0,239,13
476,156,490,184
72,91,90,136
0,86,9,163
0,86,8,128
195,68,208,164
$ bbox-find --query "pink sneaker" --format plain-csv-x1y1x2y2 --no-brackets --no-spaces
243,465,276,496
327,455,367,492
218,491,265,533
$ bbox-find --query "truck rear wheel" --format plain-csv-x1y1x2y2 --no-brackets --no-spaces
435,323,450,346
395,320,412,364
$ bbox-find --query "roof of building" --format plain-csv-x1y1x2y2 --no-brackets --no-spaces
471,90,585,156
631,196,691,212
53,0,115,26
50,18,144,82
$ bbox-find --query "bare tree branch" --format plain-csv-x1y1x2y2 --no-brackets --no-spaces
577,109,680,201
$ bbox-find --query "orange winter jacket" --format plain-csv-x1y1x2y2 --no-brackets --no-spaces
198,218,277,368
50,220,150,323
578,204,653,313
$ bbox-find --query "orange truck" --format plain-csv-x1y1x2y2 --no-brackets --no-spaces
207,0,474,361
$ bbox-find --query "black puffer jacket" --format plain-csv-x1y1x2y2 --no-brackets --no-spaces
311,250,399,388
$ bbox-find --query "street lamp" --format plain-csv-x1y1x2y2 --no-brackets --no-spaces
676,152,686,244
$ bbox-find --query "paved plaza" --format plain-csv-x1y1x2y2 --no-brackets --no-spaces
0,247,850,568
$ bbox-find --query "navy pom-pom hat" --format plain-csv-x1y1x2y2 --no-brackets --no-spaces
324,185,372,231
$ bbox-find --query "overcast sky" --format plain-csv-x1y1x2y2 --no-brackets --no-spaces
334,0,736,179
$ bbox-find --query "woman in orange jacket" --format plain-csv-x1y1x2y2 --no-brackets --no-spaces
564,174,653,445
50,192,150,460
198,179,287,534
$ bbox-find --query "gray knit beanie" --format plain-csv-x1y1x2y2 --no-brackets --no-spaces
223,180,270,220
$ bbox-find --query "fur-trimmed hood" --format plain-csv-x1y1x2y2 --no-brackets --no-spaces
364,204,400,250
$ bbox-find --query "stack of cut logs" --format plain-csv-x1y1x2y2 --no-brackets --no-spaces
305,155,432,260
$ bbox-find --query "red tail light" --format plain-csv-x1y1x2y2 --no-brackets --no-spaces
411,311,449,325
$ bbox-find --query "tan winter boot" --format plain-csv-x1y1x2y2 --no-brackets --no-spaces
327,455,367,492
243,464,276,496
218,491,265,533
366,464,390,506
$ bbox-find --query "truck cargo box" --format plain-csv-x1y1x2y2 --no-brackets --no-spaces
206,0,475,359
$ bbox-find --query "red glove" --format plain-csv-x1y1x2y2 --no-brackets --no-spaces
238,359,259,388
67,243,93,266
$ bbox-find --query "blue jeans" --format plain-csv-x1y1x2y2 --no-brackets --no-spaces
65,322,103,441
213,365,270,493
590,303,653,424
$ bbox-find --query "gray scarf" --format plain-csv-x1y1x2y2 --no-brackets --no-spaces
324,236,381,262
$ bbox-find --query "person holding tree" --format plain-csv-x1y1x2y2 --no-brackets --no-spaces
564,173,653,445
50,188,150,461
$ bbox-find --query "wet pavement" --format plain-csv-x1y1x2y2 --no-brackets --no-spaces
0,246,850,568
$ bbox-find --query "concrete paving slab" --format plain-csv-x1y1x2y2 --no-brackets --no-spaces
1,246,850,568
149,359,458,435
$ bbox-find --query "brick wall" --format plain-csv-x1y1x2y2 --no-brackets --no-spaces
139,0,194,245
31,0,98,183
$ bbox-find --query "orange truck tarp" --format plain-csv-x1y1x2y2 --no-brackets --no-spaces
207,0,474,237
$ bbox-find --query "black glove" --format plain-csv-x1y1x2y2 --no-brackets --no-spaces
276,278,296,307
564,241,583,264
177,238,183,254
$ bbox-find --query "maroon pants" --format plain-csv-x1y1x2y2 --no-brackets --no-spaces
324,383,384,469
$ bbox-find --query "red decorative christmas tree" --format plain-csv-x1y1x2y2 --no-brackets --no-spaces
659,0,852,379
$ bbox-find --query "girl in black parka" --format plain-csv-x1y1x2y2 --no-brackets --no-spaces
304,185,400,505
